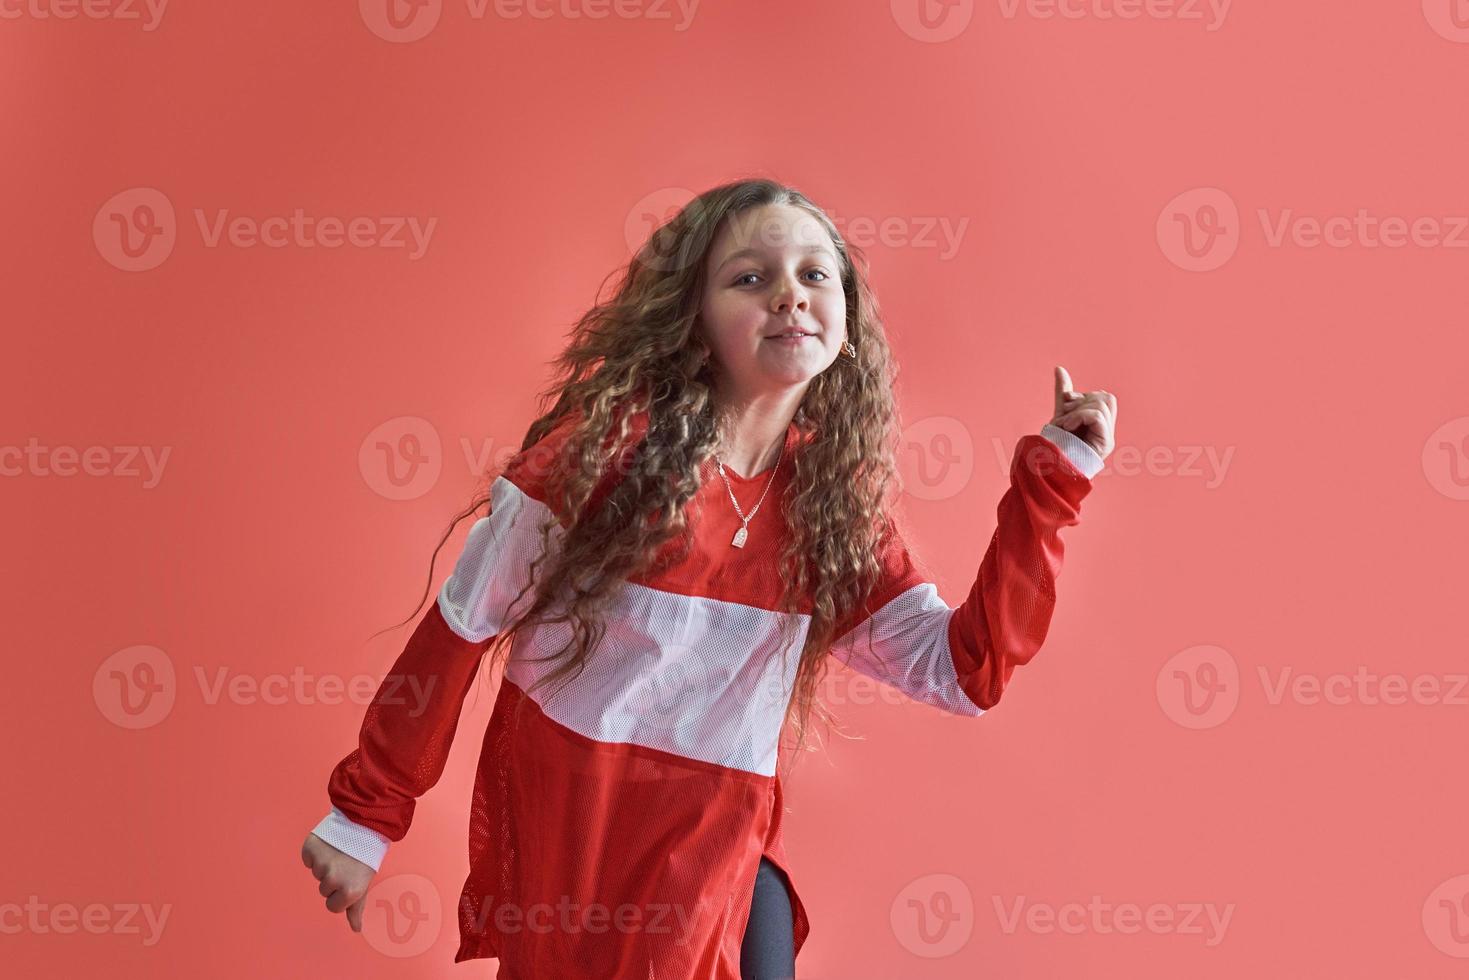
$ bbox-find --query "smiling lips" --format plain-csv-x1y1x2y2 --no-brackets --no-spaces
766,329,815,340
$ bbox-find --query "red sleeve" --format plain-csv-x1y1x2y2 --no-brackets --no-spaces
828,433,1094,714
323,604,495,844
318,410,586,851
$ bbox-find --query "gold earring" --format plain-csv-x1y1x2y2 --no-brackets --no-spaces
842,340,856,358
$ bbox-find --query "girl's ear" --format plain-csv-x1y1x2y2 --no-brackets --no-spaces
690,325,711,366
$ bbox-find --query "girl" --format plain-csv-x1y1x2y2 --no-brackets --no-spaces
300,178,1116,978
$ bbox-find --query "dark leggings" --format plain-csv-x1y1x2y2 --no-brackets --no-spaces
739,856,795,979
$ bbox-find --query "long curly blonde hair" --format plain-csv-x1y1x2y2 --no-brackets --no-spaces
388,177,908,775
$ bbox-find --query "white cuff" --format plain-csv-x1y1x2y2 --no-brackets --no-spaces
1040,423,1105,480
310,807,391,872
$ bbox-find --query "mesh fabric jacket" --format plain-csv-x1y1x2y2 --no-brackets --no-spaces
311,407,1102,976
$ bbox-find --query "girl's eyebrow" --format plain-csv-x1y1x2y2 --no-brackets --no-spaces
715,243,837,273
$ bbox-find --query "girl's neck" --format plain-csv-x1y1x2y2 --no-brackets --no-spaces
713,388,804,479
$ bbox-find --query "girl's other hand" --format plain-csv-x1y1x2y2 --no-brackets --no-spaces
301,832,375,933
1049,365,1117,461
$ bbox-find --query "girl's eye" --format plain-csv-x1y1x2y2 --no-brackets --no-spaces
735,269,832,286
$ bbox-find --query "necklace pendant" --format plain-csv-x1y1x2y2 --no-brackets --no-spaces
731,525,748,548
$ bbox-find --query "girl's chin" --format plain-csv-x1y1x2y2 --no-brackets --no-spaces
713,348,836,390
759,341,830,364
756,365,824,387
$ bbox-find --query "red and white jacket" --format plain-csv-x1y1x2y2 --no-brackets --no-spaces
312,408,1102,977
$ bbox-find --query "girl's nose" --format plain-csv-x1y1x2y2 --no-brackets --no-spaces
770,277,809,313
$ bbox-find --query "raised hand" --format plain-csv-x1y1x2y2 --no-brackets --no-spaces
1050,365,1117,461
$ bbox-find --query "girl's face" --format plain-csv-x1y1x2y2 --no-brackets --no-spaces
697,204,847,401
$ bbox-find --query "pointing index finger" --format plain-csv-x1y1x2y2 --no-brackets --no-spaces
1054,365,1074,414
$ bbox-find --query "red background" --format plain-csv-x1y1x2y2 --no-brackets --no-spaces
5,1,1469,976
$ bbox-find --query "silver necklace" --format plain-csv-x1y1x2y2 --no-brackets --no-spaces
713,437,784,548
